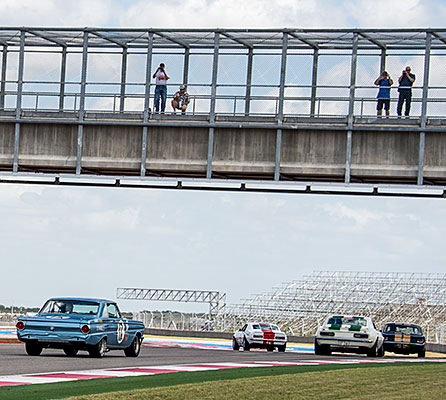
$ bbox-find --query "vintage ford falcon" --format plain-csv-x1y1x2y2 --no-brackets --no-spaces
16,297,145,357
233,322,287,352
315,315,384,357
382,322,426,357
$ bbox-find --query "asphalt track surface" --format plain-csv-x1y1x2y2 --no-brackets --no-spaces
0,343,439,376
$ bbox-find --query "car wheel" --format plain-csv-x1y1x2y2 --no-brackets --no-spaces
376,344,385,357
88,338,107,358
367,342,377,357
63,347,79,357
25,341,42,356
418,349,426,358
314,339,328,355
278,344,286,352
243,336,250,351
124,335,142,357
232,338,240,351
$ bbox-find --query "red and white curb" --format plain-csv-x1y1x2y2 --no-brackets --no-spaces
0,358,445,388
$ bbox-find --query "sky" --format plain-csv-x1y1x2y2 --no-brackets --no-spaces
0,0,446,313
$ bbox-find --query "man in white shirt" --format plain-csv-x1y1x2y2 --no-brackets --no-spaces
152,63,169,113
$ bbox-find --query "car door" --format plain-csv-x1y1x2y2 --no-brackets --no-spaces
102,303,121,347
235,324,247,345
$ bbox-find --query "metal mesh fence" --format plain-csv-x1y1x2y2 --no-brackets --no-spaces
0,28,445,117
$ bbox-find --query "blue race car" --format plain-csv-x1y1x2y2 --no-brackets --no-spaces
16,297,145,358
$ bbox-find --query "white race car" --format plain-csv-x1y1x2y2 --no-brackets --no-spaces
315,315,384,357
233,322,287,352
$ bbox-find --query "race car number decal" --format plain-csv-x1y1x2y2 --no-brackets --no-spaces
117,320,126,344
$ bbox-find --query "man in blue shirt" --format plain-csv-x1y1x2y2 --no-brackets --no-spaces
374,71,393,117
397,66,415,117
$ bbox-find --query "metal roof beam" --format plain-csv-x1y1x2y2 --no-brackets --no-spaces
432,31,446,45
26,30,67,47
358,32,386,49
219,32,253,49
154,32,190,49
88,30,128,48
288,32,318,49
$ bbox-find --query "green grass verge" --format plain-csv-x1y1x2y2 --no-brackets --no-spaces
0,339,20,343
0,362,444,400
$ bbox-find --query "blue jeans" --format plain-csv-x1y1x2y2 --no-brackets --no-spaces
397,90,412,116
154,85,167,112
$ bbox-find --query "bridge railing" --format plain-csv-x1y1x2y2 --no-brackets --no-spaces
1,80,445,119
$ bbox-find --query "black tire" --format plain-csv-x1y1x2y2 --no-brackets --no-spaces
243,336,250,351
418,349,426,358
88,338,106,358
124,335,141,357
25,341,42,356
278,344,286,352
63,347,79,357
367,342,377,357
377,344,385,357
232,338,240,351
315,339,331,356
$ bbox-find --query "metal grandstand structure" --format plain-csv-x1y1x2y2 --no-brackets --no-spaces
117,288,226,329
224,271,446,342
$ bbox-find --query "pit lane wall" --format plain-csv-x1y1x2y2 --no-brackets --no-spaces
144,328,446,353
1,115,446,183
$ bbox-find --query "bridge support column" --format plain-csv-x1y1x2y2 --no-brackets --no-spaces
141,32,153,177
345,130,353,183
310,48,319,117
345,33,358,184
119,47,128,113
59,47,67,111
274,32,288,181
206,32,219,179
418,32,432,185
76,31,89,175
13,31,25,173
245,48,253,116
274,129,282,181
0,45,7,110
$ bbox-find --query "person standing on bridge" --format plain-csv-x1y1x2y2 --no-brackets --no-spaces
374,71,393,117
397,66,415,117
153,63,170,113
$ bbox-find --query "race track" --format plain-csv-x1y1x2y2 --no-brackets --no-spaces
0,341,444,376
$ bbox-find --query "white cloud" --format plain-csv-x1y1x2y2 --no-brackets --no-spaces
0,0,116,27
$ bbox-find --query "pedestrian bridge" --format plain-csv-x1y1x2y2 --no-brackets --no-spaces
1,28,446,197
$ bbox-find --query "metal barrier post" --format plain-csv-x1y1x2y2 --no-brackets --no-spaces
13,31,25,173
140,31,153,177
418,32,432,185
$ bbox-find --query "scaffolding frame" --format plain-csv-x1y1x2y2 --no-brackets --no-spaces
225,271,446,341
117,287,226,329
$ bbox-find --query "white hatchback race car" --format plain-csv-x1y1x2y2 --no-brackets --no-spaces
233,322,287,352
315,315,384,357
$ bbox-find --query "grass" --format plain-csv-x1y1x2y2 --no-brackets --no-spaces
0,339,20,343
0,362,444,400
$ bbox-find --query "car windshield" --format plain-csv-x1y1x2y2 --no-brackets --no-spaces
40,300,100,316
385,324,422,335
328,316,367,327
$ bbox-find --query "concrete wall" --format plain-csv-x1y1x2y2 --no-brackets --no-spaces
1,120,446,184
